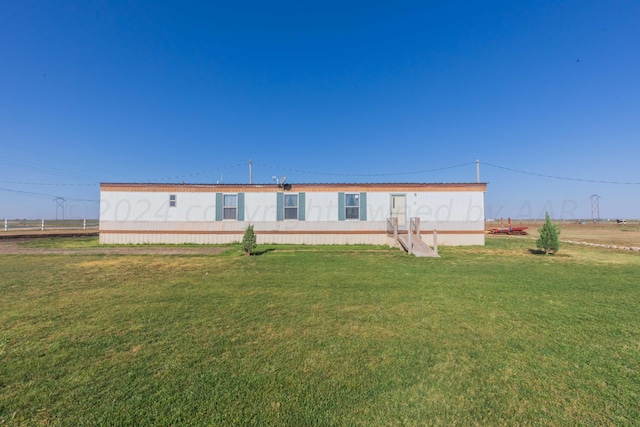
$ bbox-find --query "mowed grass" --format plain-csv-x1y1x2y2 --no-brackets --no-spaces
15,236,103,249
1,239,639,425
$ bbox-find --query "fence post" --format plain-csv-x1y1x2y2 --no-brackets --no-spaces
42,219,45,231
4,219,7,231
433,229,438,255
83,218,87,230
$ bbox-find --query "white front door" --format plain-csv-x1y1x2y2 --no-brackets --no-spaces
391,195,406,228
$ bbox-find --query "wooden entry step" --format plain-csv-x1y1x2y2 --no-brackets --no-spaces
397,234,440,258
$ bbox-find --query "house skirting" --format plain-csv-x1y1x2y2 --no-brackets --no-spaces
98,229,485,246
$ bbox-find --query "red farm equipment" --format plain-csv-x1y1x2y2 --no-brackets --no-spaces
489,217,528,235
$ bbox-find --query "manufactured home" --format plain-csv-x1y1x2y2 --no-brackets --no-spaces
99,182,487,247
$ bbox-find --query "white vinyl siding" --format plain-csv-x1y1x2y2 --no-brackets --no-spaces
99,186,485,246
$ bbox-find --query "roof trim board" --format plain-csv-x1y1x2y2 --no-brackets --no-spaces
100,182,487,193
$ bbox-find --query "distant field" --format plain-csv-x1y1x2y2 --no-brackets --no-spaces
489,220,640,248
1,237,639,425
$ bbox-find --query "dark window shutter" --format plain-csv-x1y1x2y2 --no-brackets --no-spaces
237,193,245,221
215,193,223,221
359,192,367,221
298,192,305,221
276,192,284,221
338,192,345,221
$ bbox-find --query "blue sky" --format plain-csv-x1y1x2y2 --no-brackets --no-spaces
1,1,639,220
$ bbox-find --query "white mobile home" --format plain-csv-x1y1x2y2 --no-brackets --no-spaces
99,182,487,246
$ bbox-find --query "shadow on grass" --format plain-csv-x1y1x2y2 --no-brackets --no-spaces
529,249,571,258
252,248,276,256
528,249,561,256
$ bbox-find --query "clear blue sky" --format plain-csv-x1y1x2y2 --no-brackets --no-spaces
1,1,639,220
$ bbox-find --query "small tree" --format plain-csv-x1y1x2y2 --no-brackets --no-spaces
536,212,560,255
242,224,257,256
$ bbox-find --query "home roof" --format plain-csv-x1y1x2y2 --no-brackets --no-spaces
100,182,487,192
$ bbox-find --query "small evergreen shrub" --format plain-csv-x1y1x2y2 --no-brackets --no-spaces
242,224,257,256
536,212,560,255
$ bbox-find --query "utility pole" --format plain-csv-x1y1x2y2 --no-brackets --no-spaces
249,159,253,184
55,197,66,220
476,159,480,183
589,195,601,222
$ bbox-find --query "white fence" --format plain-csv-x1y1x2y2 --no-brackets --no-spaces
3,219,99,232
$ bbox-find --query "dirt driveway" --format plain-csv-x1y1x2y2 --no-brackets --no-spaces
0,238,230,256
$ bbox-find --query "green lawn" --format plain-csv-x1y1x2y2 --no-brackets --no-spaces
1,238,639,425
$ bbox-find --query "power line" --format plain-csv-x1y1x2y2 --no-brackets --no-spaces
124,160,475,183
253,161,475,177
483,162,640,185
0,180,97,186
0,187,99,202
145,162,248,182
0,141,111,177
0,155,99,182
2,160,474,186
